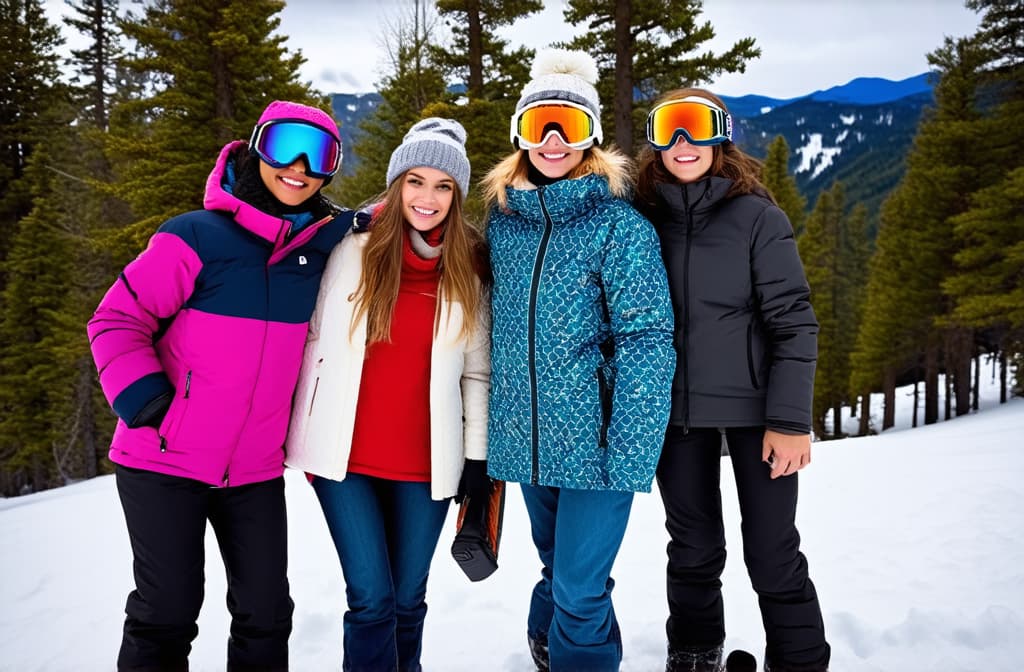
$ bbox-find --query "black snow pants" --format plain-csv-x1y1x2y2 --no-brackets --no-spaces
656,425,831,671
115,466,293,672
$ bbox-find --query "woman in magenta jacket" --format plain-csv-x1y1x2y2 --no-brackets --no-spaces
88,100,352,671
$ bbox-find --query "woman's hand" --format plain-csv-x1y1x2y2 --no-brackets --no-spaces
762,430,811,479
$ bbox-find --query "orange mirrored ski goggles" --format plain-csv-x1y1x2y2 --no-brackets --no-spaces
646,97,733,149
510,101,602,149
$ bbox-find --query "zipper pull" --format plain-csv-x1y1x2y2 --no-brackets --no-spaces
160,436,168,453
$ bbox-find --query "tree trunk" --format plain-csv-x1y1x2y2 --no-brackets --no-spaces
912,380,919,428
832,401,842,438
466,0,484,100
971,349,980,412
858,393,870,435
924,343,939,425
882,368,895,430
78,357,99,480
999,348,1008,403
953,328,972,417
944,366,951,421
613,0,633,154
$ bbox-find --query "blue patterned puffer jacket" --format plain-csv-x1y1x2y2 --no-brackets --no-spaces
486,172,675,492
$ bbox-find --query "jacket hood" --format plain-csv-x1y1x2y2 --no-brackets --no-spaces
203,140,293,245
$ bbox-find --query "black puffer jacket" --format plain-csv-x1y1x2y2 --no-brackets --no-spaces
650,177,818,434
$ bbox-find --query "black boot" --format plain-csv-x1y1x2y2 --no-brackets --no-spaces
529,633,550,672
666,645,723,672
724,649,757,672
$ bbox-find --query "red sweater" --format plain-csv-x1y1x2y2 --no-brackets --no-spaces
347,227,442,481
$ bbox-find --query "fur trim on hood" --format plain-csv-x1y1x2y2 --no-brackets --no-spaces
482,146,634,210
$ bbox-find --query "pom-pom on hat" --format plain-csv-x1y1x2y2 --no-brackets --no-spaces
256,100,341,143
516,48,602,121
386,117,471,198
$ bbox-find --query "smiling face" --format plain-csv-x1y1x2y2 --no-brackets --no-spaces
401,166,455,233
659,136,714,184
527,133,585,180
259,157,325,207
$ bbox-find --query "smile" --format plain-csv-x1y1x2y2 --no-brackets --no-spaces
412,205,439,216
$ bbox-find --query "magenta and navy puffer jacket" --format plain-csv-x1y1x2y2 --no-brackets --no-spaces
88,141,353,487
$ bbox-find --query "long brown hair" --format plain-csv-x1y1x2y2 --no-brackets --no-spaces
635,87,774,217
350,172,486,344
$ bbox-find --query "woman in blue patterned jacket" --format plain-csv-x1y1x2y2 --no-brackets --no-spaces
481,48,675,672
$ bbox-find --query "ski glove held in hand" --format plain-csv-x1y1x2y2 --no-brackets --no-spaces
455,459,491,504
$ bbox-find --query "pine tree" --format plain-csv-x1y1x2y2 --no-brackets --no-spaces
337,1,449,209
800,183,868,438
0,0,68,291
105,0,325,257
63,0,123,129
761,135,807,235
0,138,79,494
560,0,759,154
432,0,542,102
943,0,1024,403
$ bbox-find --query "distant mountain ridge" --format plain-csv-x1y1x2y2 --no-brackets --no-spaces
330,72,937,220
719,73,932,116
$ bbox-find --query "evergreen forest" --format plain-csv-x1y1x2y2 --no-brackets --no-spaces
1,0,1020,496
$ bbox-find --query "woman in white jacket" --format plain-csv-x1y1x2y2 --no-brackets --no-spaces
285,118,490,672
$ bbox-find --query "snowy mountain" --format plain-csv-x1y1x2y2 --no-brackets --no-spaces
2,375,1022,671
721,74,933,221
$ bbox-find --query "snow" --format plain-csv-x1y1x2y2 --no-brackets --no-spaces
2,374,1022,671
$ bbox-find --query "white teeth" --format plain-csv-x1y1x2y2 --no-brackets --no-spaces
412,206,438,216
280,176,305,186
541,153,567,159
674,156,698,163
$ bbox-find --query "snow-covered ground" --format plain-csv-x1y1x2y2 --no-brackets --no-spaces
2,371,1021,671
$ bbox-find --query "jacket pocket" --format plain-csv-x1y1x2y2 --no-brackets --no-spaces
158,369,192,449
596,364,614,449
746,324,761,390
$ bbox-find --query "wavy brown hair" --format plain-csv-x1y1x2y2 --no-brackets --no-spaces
635,87,775,218
350,172,487,345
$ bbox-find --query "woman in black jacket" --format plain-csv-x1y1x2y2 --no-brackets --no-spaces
635,88,831,672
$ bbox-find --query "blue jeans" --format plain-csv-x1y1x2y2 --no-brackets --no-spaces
521,484,634,672
313,474,450,672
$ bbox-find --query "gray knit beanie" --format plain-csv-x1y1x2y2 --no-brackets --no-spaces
386,117,471,198
515,48,603,145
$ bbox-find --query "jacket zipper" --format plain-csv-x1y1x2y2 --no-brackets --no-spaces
681,184,693,434
160,370,192,453
528,187,555,484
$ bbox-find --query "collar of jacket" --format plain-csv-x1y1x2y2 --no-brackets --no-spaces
504,173,614,225
202,140,327,246
655,176,734,222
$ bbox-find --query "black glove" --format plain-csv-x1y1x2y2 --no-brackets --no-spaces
455,459,491,504
128,391,173,430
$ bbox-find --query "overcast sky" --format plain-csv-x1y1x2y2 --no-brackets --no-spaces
277,0,982,99
43,0,982,100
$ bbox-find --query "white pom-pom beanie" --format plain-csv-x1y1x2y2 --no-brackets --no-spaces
514,48,603,148
515,48,602,120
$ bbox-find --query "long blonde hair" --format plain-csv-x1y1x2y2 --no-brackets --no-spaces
480,145,634,210
350,173,487,344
